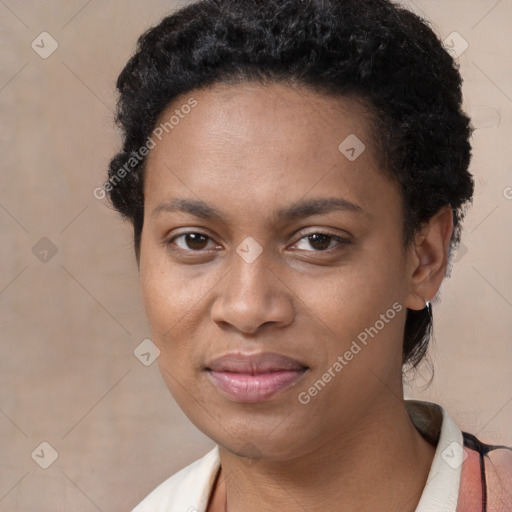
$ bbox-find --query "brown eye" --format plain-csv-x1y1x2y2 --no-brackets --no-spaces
294,232,349,252
307,233,332,251
168,232,215,251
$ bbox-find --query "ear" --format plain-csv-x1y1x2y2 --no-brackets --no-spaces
404,205,454,311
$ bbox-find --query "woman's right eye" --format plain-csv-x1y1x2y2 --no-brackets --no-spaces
167,232,219,252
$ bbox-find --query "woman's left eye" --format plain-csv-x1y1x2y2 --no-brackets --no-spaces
293,232,349,252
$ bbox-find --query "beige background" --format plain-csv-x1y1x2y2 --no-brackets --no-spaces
0,0,511,510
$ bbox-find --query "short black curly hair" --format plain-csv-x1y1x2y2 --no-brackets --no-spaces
106,0,474,369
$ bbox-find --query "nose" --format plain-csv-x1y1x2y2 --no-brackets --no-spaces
210,247,294,335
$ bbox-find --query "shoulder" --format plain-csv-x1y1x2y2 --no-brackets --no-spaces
484,444,512,512
131,445,220,512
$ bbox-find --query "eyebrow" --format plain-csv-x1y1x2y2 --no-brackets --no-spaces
151,197,363,223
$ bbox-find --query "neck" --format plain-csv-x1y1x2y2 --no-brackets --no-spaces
209,398,436,512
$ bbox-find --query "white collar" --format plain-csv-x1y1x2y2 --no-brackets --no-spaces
405,400,463,512
131,400,463,511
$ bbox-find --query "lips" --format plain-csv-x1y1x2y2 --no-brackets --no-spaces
206,352,307,374
205,352,309,403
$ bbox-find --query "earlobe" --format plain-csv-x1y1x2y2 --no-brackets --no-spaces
404,206,454,311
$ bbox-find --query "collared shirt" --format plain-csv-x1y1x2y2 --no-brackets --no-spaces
131,400,512,512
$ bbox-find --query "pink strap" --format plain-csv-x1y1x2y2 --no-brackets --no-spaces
457,446,483,512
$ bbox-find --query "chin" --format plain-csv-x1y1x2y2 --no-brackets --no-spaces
204,416,315,462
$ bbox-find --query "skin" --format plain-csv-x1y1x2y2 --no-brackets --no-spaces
138,81,453,512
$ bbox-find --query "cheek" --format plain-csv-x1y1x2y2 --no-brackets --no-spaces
139,265,202,405
138,247,192,368
139,262,175,337
138,249,218,375
312,249,404,318
139,248,207,332
300,245,407,369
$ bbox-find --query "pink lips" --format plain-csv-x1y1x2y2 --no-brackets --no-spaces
206,352,308,403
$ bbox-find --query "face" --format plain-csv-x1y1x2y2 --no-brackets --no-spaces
139,82,419,460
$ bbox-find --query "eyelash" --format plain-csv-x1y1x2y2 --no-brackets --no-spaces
166,230,351,254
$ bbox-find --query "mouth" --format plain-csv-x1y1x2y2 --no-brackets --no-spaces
205,352,309,403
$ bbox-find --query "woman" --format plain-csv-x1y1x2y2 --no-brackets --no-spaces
105,0,512,510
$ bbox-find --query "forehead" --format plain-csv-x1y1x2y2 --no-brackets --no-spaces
148,81,378,162
143,81,399,221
